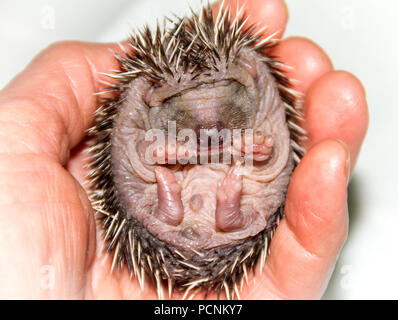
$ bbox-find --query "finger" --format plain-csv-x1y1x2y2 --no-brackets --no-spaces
213,0,288,39
270,37,333,94
0,41,122,164
270,38,368,170
244,139,350,299
0,154,96,298
304,71,369,170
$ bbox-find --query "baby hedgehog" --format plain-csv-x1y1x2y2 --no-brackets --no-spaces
87,3,305,299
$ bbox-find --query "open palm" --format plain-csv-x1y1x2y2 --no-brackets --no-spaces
0,0,368,299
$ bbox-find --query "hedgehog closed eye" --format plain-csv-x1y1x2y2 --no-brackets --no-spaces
87,3,305,300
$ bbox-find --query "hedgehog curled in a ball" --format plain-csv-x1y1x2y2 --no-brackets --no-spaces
87,4,305,299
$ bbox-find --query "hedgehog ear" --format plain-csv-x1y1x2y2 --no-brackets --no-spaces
144,87,154,106
239,58,258,79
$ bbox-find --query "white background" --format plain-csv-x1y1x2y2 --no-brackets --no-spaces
0,0,397,299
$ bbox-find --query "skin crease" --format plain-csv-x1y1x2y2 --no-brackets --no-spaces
0,0,368,299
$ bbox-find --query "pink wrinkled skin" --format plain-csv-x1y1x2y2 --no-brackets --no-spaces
111,48,293,250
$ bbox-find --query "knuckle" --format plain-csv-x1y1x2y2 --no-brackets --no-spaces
43,40,85,58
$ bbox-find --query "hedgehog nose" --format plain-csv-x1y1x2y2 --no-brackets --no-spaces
216,120,225,131
195,121,225,135
196,121,225,147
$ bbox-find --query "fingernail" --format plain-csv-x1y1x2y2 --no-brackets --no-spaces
336,139,351,183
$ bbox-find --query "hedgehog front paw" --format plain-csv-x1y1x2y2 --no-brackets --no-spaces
234,131,274,163
141,138,196,165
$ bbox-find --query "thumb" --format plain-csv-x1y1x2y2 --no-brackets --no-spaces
248,139,350,299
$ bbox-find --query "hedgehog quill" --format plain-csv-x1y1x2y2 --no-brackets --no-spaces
87,3,305,299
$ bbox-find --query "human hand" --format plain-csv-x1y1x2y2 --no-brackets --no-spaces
0,0,368,299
